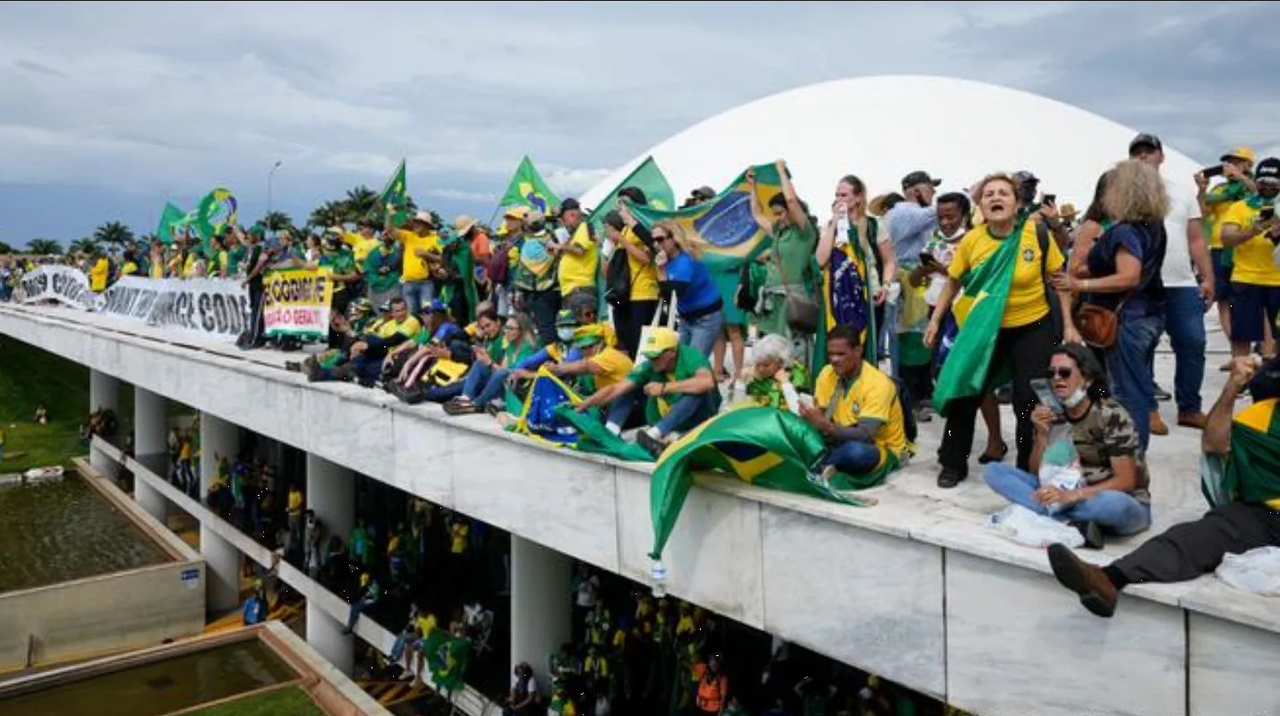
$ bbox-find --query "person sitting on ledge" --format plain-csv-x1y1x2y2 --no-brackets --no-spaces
799,325,907,485
985,344,1152,549
1047,356,1280,617
573,326,720,458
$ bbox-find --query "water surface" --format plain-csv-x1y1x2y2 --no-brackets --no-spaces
0,476,169,593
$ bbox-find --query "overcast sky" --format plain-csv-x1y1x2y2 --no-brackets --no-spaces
1,0,1276,246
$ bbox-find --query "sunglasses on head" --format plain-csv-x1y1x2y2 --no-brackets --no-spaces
1046,367,1074,380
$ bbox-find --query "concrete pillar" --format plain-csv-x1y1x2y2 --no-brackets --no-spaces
306,453,354,545
307,601,354,676
198,412,240,493
199,412,241,614
201,525,242,613
133,387,168,522
510,536,572,691
88,370,120,476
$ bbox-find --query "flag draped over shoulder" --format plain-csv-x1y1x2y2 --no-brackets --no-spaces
648,407,870,561
155,202,185,244
628,163,783,273
931,221,1024,417
508,367,654,462
499,156,560,215
1203,398,1280,508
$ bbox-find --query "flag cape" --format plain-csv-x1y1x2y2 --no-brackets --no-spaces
628,163,783,272
648,406,877,561
507,367,654,462
499,156,560,215
931,221,1025,417
155,203,186,245
1202,398,1280,509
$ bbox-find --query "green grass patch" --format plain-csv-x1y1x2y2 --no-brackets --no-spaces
0,338,91,473
183,686,325,716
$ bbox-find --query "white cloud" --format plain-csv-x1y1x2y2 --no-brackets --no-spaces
422,188,494,204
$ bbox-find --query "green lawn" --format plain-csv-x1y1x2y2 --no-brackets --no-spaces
0,338,92,473
183,686,325,716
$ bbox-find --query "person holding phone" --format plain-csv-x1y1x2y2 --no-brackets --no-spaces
984,344,1151,548
1218,157,1280,361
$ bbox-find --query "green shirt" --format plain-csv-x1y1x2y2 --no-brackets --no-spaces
320,250,357,293
627,344,721,413
363,246,402,294
226,246,247,276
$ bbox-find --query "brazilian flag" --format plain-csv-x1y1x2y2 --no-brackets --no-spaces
1202,397,1280,509
155,202,185,244
647,407,877,562
508,367,654,462
380,159,407,210
422,628,471,696
499,155,560,215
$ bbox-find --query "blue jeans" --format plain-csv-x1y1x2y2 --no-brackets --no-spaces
605,392,638,431
346,598,376,631
983,462,1151,535
654,392,718,437
462,363,510,405
1105,311,1163,453
401,280,434,315
821,440,882,475
1163,287,1207,414
424,381,465,403
678,309,724,358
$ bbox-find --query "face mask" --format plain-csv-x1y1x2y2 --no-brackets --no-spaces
1062,387,1088,409
557,328,575,342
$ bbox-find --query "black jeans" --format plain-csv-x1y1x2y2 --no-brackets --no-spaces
938,317,1057,476
521,289,561,346
615,300,659,358
1114,502,1280,584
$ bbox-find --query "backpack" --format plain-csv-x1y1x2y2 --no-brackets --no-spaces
604,248,632,307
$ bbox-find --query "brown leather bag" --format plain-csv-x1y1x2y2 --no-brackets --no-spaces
1074,302,1121,348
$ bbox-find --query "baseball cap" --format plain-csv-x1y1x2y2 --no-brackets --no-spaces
691,186,716,200
1255,158,1280,184
559,198,583,213
901,171,942,191
640,327,679,358
1220,146,1257,164
554,308,577,328
1128,133,1162,154
571,325,606,349
421,298,448,314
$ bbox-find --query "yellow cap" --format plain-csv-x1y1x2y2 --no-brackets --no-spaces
360,573,371,587
1221,146,1257,164
503,206,530,221
640,327,679,358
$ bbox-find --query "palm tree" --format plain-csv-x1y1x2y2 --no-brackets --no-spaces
262,211,293,232
68,238,99,255
341,185,379,224
0,239,13,254
93,221,135,249
25,238,62,255
307,201,346,229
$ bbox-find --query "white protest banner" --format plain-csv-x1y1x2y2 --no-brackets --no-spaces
18,265,97,310
98,276,251,343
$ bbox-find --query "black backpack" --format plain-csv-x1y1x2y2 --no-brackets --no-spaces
604,249,631,308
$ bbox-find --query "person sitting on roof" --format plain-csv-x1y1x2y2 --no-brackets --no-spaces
741,334,808,412
549,325,637,431
799,325,907,486
573,326,721,458
1046,356,1280,618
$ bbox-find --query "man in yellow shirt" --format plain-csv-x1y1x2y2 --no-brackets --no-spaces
348,297,422,386
552,198,599,301
799,325,907,479
393,211,443,315
1219,157,1280,358
552,325,636,433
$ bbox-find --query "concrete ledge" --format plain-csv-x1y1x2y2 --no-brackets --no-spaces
109,442,497,716
8,304,1280,715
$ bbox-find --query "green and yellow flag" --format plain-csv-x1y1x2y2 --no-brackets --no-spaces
421,628,471,696
498,155,560,215
155,202,185,244
628,163,783,272
931,220,1025,417
648,407,874,562
588,156,675,234
381,159,408,210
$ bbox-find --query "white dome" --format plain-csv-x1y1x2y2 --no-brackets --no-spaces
581,75,1202,215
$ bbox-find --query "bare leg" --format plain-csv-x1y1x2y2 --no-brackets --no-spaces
727,325,746,382
712,334,728,379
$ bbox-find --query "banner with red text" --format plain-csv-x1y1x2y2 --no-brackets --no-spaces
262,267,333,340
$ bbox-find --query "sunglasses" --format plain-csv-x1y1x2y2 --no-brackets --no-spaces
504,324,520,331
652,233,672,241
1046,367,1074,380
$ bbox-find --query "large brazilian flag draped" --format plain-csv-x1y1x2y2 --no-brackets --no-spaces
507,367,654,462
1202,397,1280,509
647,407,876,562
499,155,560,215
421,628,471,696
931,219,1026,417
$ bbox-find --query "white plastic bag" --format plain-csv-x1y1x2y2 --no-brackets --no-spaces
1216,546,1280,596
986,504,1085,549
1039,424,1084,515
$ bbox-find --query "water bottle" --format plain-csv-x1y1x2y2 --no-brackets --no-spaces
650,560,668,598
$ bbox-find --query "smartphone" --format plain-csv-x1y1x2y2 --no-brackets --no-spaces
1042,194,1057,205
1261,206,1276,222
1030,378,1064,415
919,252,939,267
1202,165,1225,178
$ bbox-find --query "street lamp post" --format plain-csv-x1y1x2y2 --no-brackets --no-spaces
266,160,283,221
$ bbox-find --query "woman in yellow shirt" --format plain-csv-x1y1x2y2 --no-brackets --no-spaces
925,173,1077,488
614,190,661,358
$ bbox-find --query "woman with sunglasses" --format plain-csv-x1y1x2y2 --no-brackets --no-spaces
652,220,724,357
984,344,1151,548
